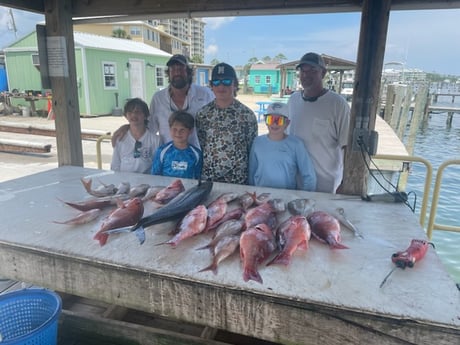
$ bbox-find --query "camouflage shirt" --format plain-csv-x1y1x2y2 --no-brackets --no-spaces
196,99,258,184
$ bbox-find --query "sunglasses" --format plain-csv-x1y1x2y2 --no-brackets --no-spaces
211,79,233,87
265,114,287,126
133,141,142,158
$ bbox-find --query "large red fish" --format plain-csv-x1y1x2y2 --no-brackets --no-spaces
244,201,277,230
239,223,276,284
267,215,311,266
93,197,144,246
153,179,185,204
160,204,208,247
307,211,348,249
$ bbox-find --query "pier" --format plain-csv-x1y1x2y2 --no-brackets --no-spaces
431,92,460,103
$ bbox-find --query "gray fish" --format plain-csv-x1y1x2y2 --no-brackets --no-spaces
287,198,316,216
198,235,241,275
115,181,131,195
128,183,150,197
141,185,165,202
197,219,244,251
104,180,213,245
80,178,117,197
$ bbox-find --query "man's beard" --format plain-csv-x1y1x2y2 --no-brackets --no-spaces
170,76,188,89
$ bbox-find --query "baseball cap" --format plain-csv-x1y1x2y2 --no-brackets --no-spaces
296,52,326,70
211,62,237,80
167,54,188,67
265,102,289,118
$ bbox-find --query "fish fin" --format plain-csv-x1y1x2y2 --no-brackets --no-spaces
103,226,133,234
195,243,212,251
243,267,263,284
80,178,92,193
133,226,145,245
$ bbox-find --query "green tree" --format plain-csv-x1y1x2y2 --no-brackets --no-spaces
262,56,272,63
274,53,287,63
190,55,203,64
210,58,220,66
112,29,131,39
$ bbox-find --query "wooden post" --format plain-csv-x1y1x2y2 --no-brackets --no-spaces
44,0,83,167
397,86,412,139
341,0,392,196
446,112,454,127
383,84,396,124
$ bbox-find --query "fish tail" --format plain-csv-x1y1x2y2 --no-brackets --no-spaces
93,232,108,246
266,252,291,266
330,242,349,249
80,178,92,193
243,267,263,284
133,226,145,245
198,262,218,275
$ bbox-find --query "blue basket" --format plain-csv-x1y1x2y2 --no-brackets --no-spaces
0,289,62,345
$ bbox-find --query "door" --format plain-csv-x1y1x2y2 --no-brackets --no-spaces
129,59,146,100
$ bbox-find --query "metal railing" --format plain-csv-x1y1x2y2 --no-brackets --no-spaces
372,154,433,228
426,159,460,239
95,134,112,169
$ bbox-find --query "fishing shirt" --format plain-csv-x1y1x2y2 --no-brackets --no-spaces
151,141,203,179
249,134,317,191
111,130,160,174
149,84,215,148
196,99,258,184
288,91,350,193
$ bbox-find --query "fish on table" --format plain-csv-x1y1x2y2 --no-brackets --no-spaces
204,207,244,233
204,192,239,231
80,177,118,197
199,234,241,275
240,223,277,284
152,179,185,204
267,215,311,266
58,194,130,212
158,204,208,247
307,210,349,249
287,198,316,216
53,208,102,225
93,197,144,246
197,218,244,251
104,180,213,245
244,199,284,230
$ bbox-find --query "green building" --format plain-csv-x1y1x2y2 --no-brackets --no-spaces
4,31,171,116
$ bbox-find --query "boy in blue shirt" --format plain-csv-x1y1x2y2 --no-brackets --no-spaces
151,110,203,179
249,102,317,191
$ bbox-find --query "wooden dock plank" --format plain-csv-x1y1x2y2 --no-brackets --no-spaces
0,138,52,153
0,121,111,140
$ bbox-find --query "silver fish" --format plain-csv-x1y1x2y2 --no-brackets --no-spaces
128,183,150,197
80,178,117,197
198,235,241,275
115,181,131,195
287,198,316,216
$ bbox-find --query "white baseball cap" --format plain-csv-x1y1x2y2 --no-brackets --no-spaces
265,102,289,118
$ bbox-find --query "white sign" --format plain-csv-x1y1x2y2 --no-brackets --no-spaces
46,36,69,77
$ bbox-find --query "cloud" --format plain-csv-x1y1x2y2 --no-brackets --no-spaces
203,17,235,30
205,44,219,58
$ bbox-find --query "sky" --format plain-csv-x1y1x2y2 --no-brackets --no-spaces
1,7,459,76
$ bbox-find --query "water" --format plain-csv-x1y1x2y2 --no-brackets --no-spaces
401,93,460,283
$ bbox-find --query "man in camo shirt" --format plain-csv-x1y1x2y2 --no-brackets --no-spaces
196,62,258,184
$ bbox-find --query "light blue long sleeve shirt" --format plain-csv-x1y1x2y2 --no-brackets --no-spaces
249,134,317,191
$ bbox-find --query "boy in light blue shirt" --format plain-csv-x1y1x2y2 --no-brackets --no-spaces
249,102,316,191
151,110,203,179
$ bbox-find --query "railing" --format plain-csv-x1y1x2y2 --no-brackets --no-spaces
426,159,460,239
96,134,112,169
372,154,433,228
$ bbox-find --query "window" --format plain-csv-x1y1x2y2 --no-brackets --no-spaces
254,75,261,84
31,54,40,66
130,26,141,36
102,62,117,89
265,76,271,84
156,66,166,88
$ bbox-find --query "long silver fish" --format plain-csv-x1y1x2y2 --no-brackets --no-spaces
104,180,213,244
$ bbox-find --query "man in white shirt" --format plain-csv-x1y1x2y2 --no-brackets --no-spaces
288,52,350,193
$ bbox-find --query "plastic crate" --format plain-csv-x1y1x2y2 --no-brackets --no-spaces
0,289,61,345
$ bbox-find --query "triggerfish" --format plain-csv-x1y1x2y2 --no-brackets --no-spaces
93,197,144,246
240,223,276,284
307,210,349,249
267,215,311,266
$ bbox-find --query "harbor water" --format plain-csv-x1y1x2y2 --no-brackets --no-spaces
401,93,460,283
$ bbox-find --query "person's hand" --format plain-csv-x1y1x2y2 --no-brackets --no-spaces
111,124,130,147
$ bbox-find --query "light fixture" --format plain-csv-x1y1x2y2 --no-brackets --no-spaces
126,62,130,68
146,62,154,68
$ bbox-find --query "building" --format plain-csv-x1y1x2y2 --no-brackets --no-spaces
4,31,171,116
